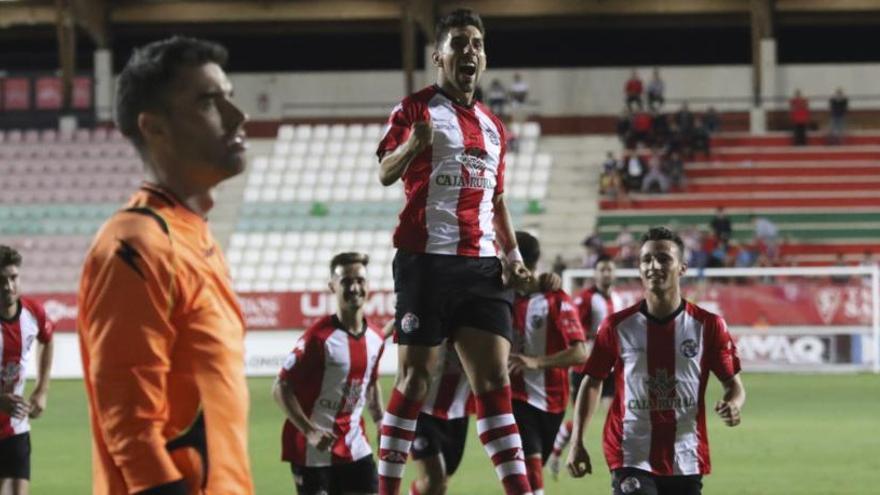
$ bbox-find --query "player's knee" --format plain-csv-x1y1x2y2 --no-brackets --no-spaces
396,364,433,400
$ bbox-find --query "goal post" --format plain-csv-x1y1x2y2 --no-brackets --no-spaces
562,265,880,374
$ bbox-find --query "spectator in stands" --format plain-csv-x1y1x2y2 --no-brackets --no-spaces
552,255,568,276
828,87,849,145
751,214,779,262
665,151,685,190
629,109,653,148
710,206,732,242
651,109,670,145
674,101,695,140
646,68,665,111
598,151,618,194
582,228,604,255
691,117,711,157
704,106,721,134
487,78,509,118
624,70,643,111
622,150,645,192
789,90,811,146
641,148,670,194
510,72,529,107
614,226,637,268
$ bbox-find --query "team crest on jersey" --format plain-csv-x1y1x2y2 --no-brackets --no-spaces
340,379,364,414
401,313,420,334
619,476,641,494
1,362,22,393
529,314,545,330
680,339,699,358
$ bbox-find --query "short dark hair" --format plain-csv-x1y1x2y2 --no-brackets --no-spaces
593,253,614,268
640,226,685,259
515,231,540,270
330,252,370,274
115,36,228,150
435,9,485,47
0,245,23,268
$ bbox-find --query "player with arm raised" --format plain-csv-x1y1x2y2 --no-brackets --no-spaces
375,9,533,495
273,252,385,495
567,226,746,495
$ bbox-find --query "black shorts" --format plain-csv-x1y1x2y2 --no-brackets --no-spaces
612,468,702,495
290,455,378,495
570,370,615,401
512,400,564,464
0,432,30,480
393,250,513,346
410,413,469,476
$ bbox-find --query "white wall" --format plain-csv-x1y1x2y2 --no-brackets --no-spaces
227,63,880,120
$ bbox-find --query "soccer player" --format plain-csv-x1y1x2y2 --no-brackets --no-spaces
273,252,385,495
567,227,746,495
78,37,253,494
0,245,54,495
548,254,622,477
375,8,533,495
408,342,471,495
508,232,588,495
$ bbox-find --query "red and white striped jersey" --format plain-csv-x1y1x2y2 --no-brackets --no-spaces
1,297,53,439
574,285,623,339
511,290,586,413
420,342,472,420
279,315,385,467
377,85,507,257
583,300,741,476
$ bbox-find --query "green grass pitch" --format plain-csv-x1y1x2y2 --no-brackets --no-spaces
26,373,880,494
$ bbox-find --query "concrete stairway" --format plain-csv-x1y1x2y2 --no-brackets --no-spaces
211,140,274,249
519,135,618,268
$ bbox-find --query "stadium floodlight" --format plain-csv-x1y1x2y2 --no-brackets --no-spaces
563,265,880,374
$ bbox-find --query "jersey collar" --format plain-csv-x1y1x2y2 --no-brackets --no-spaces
639,299,686,325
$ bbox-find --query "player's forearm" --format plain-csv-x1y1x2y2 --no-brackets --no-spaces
537,343,587,370
33,339,54,392
378,143,419,186
722,374,746,409
571,377,603,443
367,383,384,424
272,379,316,434
492,194,518,254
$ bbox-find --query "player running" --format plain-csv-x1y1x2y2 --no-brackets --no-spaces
376,9,533,495
508,232,587,495
274,252,385,495
78,37,253,494
0,245,54,495
567,226,746,495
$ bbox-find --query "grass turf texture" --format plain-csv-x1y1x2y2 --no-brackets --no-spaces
27,373,880,494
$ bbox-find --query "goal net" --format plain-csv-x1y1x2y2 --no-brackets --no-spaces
562,266,880,373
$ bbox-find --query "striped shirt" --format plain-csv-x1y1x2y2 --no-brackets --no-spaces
279,315,385,467
584,300,741,476
377,85,507,257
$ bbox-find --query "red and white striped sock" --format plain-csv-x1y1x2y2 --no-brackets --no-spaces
552,419,573,456
525,456,544,495
475,386,533,495
378,389,422,495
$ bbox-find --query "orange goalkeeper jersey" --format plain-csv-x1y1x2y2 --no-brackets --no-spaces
78,183,253,494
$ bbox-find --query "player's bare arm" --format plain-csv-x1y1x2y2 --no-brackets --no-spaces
378,120,433,186
367,382,384,425
493,193,530,288
272,377,337,450
566,375,603,478
28,338,54,419
715,374,746,427
509,342,587,375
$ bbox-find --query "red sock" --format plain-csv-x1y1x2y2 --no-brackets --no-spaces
475,386,533,495
525,456,544,495
378,389,422,495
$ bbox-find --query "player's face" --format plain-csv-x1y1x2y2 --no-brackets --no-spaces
149,62,248,188
0,265,21,310
639,240,686,294
595,260,615,291
330,263,369,311
433,25,486,99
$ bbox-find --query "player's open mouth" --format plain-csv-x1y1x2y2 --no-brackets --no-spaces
228,133,248,152
459,64,477,77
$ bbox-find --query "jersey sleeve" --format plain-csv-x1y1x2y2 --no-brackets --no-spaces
494,120,508,198
79,214,184,491
369,339,385,387
377,99,422,159
576,290,594,338
27,300,54,343
581,318,618,380
278,330,323,382
553,292,586,345
707,315,742,382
